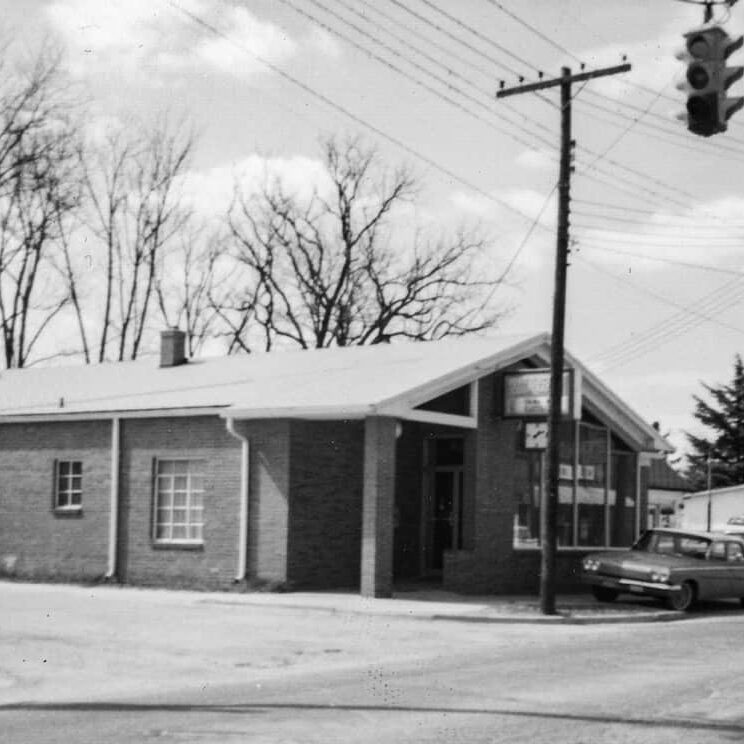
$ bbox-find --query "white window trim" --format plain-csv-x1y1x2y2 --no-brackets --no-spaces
152,456,206,546
55,460,83,511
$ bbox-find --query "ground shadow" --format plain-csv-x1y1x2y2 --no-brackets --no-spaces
1,701,742,733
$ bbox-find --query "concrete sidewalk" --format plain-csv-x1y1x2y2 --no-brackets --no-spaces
199,585,686,624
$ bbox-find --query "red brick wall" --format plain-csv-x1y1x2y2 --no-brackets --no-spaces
117,416,243,589
0,414,297,592
0,420,112,581
442,371,521,593
287,420,364,589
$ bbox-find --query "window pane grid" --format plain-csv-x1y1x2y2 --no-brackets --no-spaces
56,460,82,509
513,422,639,549
154,460,205,544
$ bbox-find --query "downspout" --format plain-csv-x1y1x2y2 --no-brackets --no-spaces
106,417,120,580
225,417,250,582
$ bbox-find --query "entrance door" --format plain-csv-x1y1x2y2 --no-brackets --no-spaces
430,469,464,570
423,437,465,574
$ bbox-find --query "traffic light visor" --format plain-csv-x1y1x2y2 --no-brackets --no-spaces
687,63,710,89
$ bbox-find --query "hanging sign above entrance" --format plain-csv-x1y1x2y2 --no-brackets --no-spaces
503,368,580,419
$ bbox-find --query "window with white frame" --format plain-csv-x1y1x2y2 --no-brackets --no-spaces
56,460,82,510
513,422,639,549
154,459,205,544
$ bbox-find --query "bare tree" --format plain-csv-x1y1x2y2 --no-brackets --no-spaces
81,118,193,361
0,48,82,368
222,136,502,352
155,222,226,357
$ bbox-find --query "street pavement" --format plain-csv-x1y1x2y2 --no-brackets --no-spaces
1,581,744,743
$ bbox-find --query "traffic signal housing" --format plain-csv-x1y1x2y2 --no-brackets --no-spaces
677,25,744,137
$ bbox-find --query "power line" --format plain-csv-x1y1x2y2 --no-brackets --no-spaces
169,1,550,228
577,254,744,335
581,88,666,174
384,0,523,78
362,1,497,81
416,0,540,76
483,0,584,65
573,231,743,247
279,0,557,152
573,242,744,276
573,199,722,217
574,224,744,240
321,0,558,143
574,95,744,162
584,88,744,148
353,3,703,213
573,209,744,228
587,276,744,369
496,182,558,288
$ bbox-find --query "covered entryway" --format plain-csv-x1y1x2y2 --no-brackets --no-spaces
422,436,465,574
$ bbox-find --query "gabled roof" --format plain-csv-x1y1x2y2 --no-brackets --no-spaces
647,459,693,492
0,331,670,453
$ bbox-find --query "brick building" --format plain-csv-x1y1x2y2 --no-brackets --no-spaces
0,330,670,597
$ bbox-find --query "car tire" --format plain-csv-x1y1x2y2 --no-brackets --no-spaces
668,581,696,612
591,586,619,603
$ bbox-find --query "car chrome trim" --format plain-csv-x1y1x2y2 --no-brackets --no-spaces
617,578,679,591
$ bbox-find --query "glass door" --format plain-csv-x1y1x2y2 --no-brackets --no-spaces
423,437,464,574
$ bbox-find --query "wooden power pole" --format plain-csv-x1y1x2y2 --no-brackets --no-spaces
497,62,630,615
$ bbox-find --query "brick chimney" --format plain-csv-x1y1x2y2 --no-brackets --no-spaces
160,328,187,368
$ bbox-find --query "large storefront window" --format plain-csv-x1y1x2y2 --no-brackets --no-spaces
513,421,639,549
610,452,637,546
514,423,574,548
576,423,607,547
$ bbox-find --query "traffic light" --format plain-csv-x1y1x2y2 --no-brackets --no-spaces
677,25,744,137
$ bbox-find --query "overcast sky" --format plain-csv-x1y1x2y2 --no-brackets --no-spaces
7,0,744,457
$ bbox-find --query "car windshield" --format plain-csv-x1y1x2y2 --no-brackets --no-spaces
632,531,711,559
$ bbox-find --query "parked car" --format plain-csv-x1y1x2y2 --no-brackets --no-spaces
581,528,744,612
724,515,744,540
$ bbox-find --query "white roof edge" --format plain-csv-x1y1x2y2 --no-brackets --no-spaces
533,345,673,454
223,404,374,420
0,406,228,423
376,332,551,412
685,483,744,499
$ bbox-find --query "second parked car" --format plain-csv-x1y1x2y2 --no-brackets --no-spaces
582,528,744,611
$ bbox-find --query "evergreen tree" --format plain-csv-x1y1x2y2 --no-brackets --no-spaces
685,355,744,490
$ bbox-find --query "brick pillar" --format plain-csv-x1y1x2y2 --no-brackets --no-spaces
360,417,397,598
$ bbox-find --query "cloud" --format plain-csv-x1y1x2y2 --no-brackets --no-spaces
192,6,296,80
450,187,556,224
574,195,744,271
450,187,558,278
178,154,331,218
307,27,343,58
45,0,298,84
515,149,555,171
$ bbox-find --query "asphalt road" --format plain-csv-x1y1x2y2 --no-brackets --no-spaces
2,600,744,743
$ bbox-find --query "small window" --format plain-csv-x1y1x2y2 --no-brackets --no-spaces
153,459,205,544
708,542,727,561
56,460,82,510
727,542,744,563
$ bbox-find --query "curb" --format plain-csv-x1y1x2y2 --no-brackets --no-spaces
199,597,686,625
430,610,686,625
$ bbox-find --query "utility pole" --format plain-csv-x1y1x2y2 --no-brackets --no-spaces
497,61,630,615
